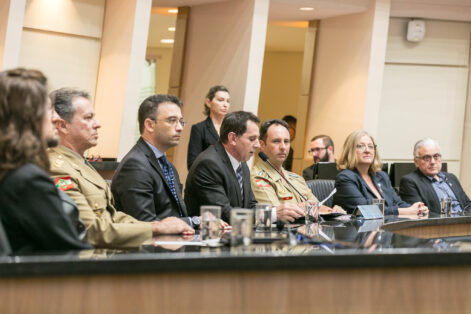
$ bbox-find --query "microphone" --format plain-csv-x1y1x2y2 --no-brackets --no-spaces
258,152,308,202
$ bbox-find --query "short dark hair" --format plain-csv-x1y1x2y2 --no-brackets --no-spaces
219,111,260,144
281,115,297,125
259,119,289,142
204,85,229,116
311,134,334,152
51,88,90,122
138,94,183,134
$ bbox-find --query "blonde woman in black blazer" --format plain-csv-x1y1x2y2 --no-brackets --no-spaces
333,130,428,216
187,85,230,169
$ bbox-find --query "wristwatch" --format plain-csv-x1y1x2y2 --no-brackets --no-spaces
191,216,201,229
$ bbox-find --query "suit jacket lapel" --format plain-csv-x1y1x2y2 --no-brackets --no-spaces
205,117,219,143
137,138,187,215
215,142,243,205
354,169,377,199
417,170,441,208
241,162,252,207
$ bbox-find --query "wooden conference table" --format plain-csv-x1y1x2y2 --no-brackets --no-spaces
1,212,471,314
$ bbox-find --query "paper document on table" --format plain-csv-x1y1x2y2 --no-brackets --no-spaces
319,188,337,206
154,241,204,246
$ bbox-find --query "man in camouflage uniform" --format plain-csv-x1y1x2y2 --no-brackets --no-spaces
251,119,345,221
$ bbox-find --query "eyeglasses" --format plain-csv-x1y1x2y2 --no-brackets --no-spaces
151,117,186,127
356,144,376,152
308,147,327,154
416,153,441,163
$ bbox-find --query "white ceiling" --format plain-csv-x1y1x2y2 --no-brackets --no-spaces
391,0,471,22
149,0,471,50
153,0,471,22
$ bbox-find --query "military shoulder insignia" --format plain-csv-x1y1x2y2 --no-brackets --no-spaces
54,177,74,191
255,178,271,188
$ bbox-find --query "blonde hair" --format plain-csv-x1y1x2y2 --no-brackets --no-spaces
337,130,382,174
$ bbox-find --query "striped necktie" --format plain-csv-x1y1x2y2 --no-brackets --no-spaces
159,155,183,216
236,165,244,200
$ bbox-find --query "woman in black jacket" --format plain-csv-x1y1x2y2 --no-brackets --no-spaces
0,68,92,254
333,130,427,216
187,85,230,169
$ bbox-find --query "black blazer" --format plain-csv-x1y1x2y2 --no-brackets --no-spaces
0,163,92,254
333,169,409,215
187,116,219,170
302,164,315,181
184,142,257,222
399,170,471,214
111,137,189,223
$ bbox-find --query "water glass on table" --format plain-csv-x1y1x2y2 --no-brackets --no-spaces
255,204,272,232
372,198,385,217
200,206,221,246
304,201,319,222
441,197,452,216
230,209,253,246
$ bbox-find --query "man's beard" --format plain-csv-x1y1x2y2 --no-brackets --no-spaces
315,153,330,163
46,137,59,148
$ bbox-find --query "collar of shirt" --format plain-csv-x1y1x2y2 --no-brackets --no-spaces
425,171,445,182
225,149,241,174
144,139,164,160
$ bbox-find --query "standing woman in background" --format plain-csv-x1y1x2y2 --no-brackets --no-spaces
187,85,230,169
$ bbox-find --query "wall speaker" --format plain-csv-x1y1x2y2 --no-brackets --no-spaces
407,19,425,42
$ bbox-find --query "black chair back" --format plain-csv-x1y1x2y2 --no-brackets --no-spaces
313,162,338,180
306,179,335,208
0,219,11,256
389,162,448,189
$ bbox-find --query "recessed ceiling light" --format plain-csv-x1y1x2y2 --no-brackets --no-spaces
299,7,314,11
161,39,174,44
168,9,178,14
168,27,176,32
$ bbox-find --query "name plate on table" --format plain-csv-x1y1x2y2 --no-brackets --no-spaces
352,205,383,220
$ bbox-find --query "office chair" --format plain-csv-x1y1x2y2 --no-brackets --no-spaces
306,179,335,208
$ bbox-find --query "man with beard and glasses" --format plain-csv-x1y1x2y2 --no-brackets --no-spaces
0,68,92,253
302,135,336,181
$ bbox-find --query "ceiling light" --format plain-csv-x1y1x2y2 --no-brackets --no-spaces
168,27,176,32
161,39,174,44
168,9,178,14
299,7,314,11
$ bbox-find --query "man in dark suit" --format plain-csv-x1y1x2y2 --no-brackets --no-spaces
302,135,335,181
185,111,260,222
400,138,471,214
112,95,199,227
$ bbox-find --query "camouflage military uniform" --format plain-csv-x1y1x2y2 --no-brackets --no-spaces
48,145,152,248
251,159,318,206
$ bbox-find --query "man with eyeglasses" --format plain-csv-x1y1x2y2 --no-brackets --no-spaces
399,138,471,214
302,135,335,181
49,90,194,248
111,94,205,229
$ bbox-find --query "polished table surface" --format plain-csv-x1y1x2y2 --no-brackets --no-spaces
4,212,471,314
2,212,471,277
